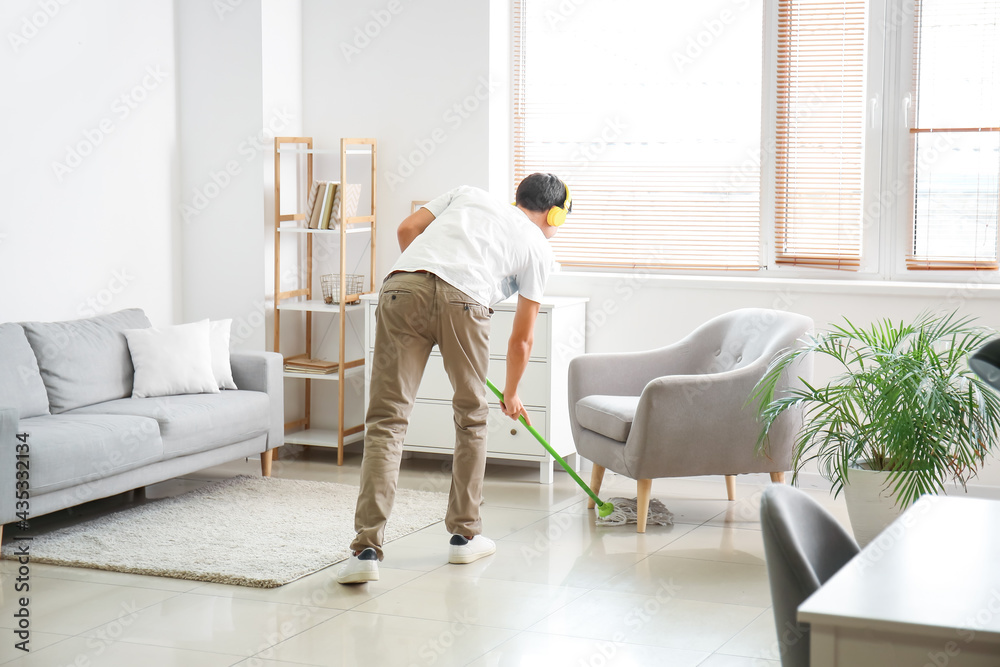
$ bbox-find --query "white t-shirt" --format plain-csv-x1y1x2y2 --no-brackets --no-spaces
391,185,555,307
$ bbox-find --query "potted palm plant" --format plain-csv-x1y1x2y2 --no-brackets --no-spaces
752,311,1000,546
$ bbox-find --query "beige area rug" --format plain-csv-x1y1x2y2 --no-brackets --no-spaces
0,475,447,588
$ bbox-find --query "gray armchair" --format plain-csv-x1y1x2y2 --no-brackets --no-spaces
568,308,813,531
760,484,859,666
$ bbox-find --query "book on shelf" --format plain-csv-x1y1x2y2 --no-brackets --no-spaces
304,181,323,229
284,357,339,372
303,180,362,230
318,182,338,230
331,183,362,228
306,181,337,229
285,357,339,375
285,367,338,376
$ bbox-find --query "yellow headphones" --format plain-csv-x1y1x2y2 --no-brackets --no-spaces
546,182,572,227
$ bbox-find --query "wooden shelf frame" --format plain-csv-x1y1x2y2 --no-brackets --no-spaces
272,136,377,465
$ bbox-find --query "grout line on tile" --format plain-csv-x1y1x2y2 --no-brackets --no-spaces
0,634,75,666
68,587,198,639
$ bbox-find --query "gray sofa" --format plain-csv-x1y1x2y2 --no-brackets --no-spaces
0,309,283,542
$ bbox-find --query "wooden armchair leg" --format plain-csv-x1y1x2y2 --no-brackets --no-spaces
769,471,786,484
588,464,606,510
725,474,736,501
636,479,652,533
261,450,273,477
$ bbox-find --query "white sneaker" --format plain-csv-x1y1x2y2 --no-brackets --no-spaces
448,535,496,564
336,547,379,584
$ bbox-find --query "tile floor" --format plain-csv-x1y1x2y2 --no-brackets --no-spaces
0,447,854,666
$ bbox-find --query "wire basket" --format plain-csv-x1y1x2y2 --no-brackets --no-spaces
321,274,364,305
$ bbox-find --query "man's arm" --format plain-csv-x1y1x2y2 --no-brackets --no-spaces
396,207,436,252
501,295,541,424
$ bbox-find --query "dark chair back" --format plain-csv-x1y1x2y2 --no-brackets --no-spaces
760,484,860,667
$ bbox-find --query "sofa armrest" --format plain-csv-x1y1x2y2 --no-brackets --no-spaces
231,351,284,451
0,406,20,525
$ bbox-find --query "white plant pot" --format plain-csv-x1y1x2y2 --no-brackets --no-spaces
842,464,908,548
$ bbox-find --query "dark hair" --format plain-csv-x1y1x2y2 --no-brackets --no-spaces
515,173,571,213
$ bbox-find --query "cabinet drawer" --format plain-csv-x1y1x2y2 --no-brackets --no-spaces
489,310,549,360
485,408,549,457
416,356,549,407
405,400,548,458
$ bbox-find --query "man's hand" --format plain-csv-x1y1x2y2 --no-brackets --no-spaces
503,295,540,426
500,391,531,425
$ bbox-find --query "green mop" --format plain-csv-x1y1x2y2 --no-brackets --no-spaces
485,378,615,518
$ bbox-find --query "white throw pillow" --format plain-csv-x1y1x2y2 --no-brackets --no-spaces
209,319,238,390
124,320,220,398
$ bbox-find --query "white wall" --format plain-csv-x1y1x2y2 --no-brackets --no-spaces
296,0,493,434
0,0,179,324
174,0,270,349
262,0,304,355
1,0,284,345
303,0,492,278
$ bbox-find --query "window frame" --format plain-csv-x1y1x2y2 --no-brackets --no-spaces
885,0,1000,281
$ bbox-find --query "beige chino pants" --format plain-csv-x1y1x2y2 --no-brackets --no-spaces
351,271,492,559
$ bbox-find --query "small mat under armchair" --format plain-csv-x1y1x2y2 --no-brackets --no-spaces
568,308,814,531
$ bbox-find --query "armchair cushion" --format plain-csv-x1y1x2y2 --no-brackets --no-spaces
576,394,639,442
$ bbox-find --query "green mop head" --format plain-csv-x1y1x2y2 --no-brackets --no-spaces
598,501,615,518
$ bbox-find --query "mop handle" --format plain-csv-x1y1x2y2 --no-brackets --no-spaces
485,378,606,509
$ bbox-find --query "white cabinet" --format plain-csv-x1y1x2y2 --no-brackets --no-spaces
362,293,588,483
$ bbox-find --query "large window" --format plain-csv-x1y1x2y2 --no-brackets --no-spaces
513,0,1000,278
773,0,866,269
514,0,765,270
906,0,1000,270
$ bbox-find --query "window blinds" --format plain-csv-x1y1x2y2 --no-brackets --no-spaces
908,0,1000,270
513,0,764,271
773,0,867,270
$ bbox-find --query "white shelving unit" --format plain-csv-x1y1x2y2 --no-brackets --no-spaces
273,136,377,465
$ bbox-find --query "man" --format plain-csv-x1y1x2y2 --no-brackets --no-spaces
337,173,571,584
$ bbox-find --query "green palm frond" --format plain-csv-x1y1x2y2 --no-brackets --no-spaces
752,310,1000,508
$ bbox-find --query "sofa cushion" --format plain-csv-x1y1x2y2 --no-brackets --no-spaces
576,394,640,442
21,308,151,413
0,323,50,419
123,320,220,398
19,414,164,495
210,319,238,390
69,390,270,457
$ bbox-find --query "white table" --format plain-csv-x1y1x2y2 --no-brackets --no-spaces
798,495,1000,666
